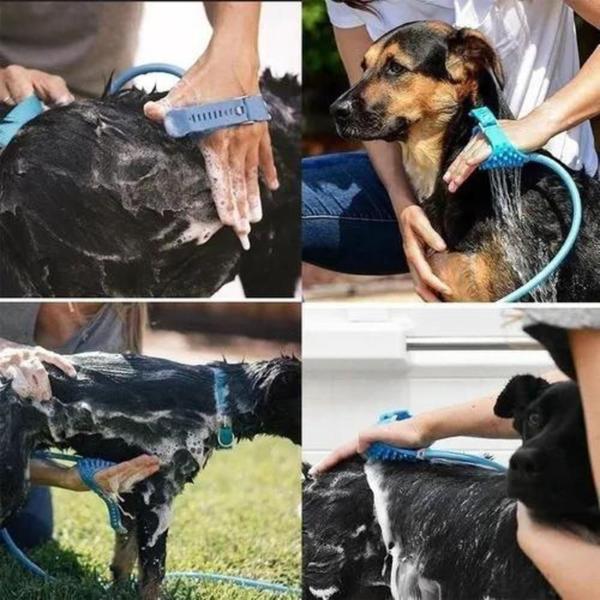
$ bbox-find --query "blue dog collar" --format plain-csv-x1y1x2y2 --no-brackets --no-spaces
366,409,506,472
470,106,528,170
164,95,271,138
0,95,44,148
212,368,234,449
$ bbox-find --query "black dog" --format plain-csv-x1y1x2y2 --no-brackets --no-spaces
330,21,600,301
303,375,598,600
0,352,301,599
0,71,300,297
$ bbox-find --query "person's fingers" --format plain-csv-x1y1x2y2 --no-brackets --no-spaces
409,266,442,303
0,80,12,105
246,145,262,223
143,96,173,123
6,365,31,399
230,150,251,250
200,134,237,227
403,228,451,296
30,362,52,401
95,455,160,495
412,211,446,252
308,439,358,476
4,65,34,103
258,126,279,191
32,71,73,106
35,348,77,378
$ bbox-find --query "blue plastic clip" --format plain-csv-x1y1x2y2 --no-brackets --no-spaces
470,106,528,170
164,95,271,138
0,95,44,148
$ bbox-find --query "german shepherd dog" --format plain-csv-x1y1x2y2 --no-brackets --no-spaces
303,375,599,600
0,352,301,599
0,71,300,298
331,21,600,302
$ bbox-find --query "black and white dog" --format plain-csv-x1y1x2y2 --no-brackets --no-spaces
303,375,599,600
0,352,301,599
0,71,300,297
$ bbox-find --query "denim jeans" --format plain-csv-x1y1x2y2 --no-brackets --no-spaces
4,486,53,548
302,151,409,275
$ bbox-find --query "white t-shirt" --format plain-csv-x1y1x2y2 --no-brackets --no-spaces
326,0,598,176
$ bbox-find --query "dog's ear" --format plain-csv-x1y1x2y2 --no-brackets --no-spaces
447,28,505,113
494,375,550,419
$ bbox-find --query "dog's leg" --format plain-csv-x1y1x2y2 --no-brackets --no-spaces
110,524,138,584
136,504,171,600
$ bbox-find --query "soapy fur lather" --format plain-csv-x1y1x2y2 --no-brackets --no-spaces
0,71,300,297
0,352,301,600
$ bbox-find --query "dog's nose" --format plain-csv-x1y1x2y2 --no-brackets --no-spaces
330,99,353,120
509,449,542,477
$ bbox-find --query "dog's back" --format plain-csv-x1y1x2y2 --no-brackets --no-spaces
0,71,300,297
303,458,556,600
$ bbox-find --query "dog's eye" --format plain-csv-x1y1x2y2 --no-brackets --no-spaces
386,61,406,76
527,412,542,432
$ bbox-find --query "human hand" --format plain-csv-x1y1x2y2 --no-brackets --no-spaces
0,345,77,401
144,48,278,250
0,65,73,106
308,416,432,476
64,454,161,494
398,204,451,301
443,116,553,193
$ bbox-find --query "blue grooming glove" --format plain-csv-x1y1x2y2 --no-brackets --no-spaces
470,106,529,170
0,95,44,148
164,95,270,138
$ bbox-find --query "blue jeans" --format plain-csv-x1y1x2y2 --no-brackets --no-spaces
302,152,409,275
4,486,53,548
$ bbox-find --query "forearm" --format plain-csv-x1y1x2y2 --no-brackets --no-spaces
565,0,600,28
30,458,77,490
518,519,600,600
417,369,566,442
524,46,600,141
204,2,260,60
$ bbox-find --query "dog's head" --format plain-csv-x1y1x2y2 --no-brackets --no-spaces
331,20,504,142
494,375,597,520
229,356,301,446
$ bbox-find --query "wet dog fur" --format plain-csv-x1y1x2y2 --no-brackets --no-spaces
0,352,301,599
331,21,600,302
0,71,300,298
302,376,599,600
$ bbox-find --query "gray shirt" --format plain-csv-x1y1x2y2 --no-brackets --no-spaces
0,303,127,354
0,2,144,97
523,308,600,380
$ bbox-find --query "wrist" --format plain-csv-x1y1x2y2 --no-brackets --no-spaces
413,413,437,446
525,102,564,145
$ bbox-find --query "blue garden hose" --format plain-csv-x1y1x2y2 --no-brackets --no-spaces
470,107,583,303
366,409,506,472
108,62,185,95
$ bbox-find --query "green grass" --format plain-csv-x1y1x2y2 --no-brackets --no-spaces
0,438,301,599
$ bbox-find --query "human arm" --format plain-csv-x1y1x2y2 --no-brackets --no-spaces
144,1,278,250
0,338,76,401
516,503,600,600
333,25,450,300
30,455,160,493
309,368,567,475
444,1,600,191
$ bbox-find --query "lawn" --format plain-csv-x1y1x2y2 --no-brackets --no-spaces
0,437,301,600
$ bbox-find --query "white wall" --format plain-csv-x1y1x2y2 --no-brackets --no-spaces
134,1,301,92
303,305,555,466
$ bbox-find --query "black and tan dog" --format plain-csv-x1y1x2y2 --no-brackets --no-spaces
303,375,599,599
331,21,600,302
0,71,300,298
0,352,301,599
